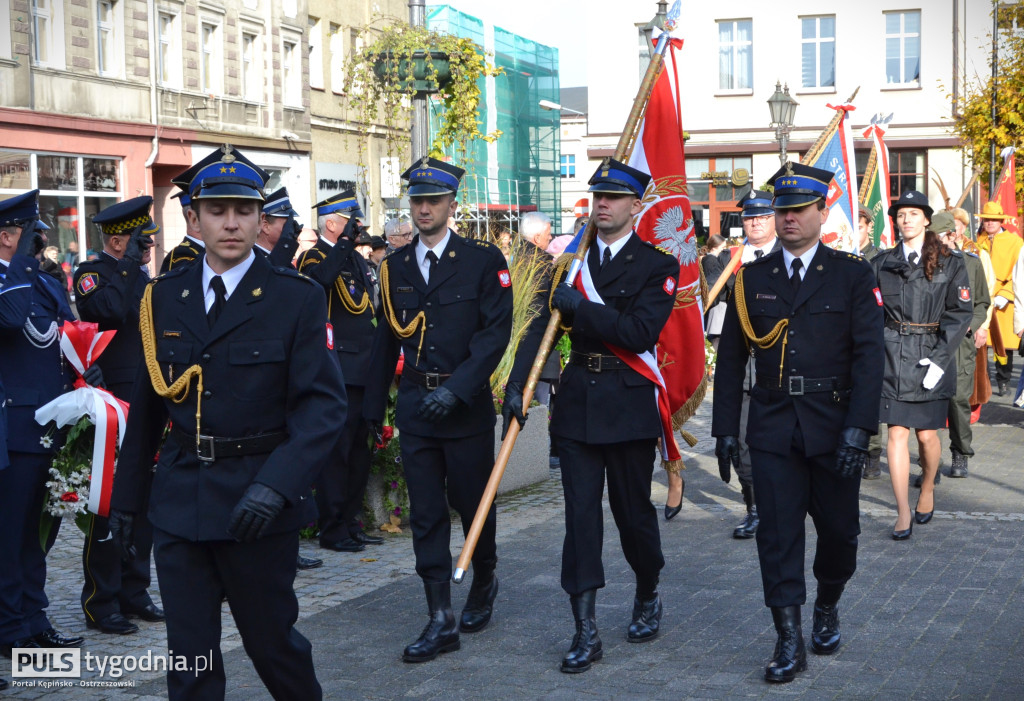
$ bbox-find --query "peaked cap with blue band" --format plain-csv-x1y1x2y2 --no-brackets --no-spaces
739,189,774,218
315,189,364,220
401,157,464,196
171,189,191,209
0,190,41,227
588,157,651,197
172,144,269,202
769,162,835,209
93,196,161,237
263,187,299,218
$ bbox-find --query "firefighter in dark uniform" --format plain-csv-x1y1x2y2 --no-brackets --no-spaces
503,159,679,674
712,163,884,684
254,187,302,267
108,145,346,701
74,197,164,635
298,191,383,553
365,157,512,663
0,190,84,657
159,188,204,272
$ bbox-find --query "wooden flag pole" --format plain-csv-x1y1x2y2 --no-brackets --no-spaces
802,86,860,165
452,38,672,585
955,170,980,209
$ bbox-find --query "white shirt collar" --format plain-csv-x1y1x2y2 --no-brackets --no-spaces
416,230,452,273
186,235,205,249
202,251,256,308
596,231,632,262
319,235,335,249
741,238,776,263
254,243,271,255
781,243,819,280
901,241,923,260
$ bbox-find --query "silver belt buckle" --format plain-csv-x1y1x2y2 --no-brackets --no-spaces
197,434,216,462
585,353,602,372
424,373,440,390
788,376,805,396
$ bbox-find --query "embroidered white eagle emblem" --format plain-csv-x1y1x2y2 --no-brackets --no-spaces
653,206,697,265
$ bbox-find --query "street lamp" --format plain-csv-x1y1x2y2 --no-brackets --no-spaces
539,99,588,133
767,81,799,165
638,1,668,55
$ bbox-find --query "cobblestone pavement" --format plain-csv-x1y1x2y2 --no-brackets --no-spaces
4,372,1024,699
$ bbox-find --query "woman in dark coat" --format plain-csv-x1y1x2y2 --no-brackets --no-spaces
701,234,729,350
872,191,972,540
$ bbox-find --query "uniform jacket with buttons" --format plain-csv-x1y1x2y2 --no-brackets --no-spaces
872,246,972,401
296,238,377,387
712,246,884,458
72,251,147,397
365,232,512,439
111,254,347,541
0,254,74,454
510,233,679,445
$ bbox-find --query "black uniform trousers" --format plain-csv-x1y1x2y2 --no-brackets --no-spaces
557,437,664,596
400,430,496,583
152,528,320,701
750,426,861,607
82,381,156,623
0,452,60,645
314,386,371,544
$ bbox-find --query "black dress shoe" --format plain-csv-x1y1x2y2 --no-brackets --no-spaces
459,575,499,633
561,590,601,674
765,606,806,683
403,582,460,663
322,538,365,552
733,507,759,539
32,628,84,648
626,593,662,642
892,520,913,540
297,554,324,570
914,510,934,524
86,613,139,635
1,638,40,659
664,501,682,521
121,602,165,622
351,530,385,545
809,602,841,655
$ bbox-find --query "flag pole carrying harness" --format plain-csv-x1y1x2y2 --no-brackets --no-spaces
733,267,789,385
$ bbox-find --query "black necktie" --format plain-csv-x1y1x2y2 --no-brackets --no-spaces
790,258,803,292
426,251,438,282
754,250,764,259
207,276,226,327
908,251,919,268
601,247,612,270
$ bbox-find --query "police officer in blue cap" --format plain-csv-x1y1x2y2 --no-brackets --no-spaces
713,162,884,683
504,157,679,673
109,144,346,700
160,188,205,272
366,156,512,663
74,197,164,635
297,191,381,554
255,187,303,266
0,189,86,659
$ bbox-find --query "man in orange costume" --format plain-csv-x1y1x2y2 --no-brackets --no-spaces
978,202,1021,396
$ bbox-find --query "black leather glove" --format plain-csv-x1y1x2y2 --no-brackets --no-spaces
552,284,584,315
500,381,528,440
715,436,741,484
108,509,136,561
226,483,286,542
15,219,46,258
280,216,301,244
123,224,153,264
339,215,360,243
833,427,869,479
416,386,461,423
82,363,105,389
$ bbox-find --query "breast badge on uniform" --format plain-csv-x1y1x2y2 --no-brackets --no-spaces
498,270,511,288
77,273,98,296
958,286,971,302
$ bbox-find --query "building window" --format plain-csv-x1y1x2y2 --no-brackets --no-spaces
801,16,835,88
717,19,752,91
241,32,260,101
200,22,221,94
282,38,301,106
31,0,53,65
888,150,926,197
157,13,180,87
884,10,921,86
96,0,123,77
0,0,11,59
309,17,323,90
329,23,344,93
560,154,575,179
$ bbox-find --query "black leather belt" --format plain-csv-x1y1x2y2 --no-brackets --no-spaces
755,375,851,396
885,319,940,335
170,426,287,463
569,351,630,372
403,366,451,390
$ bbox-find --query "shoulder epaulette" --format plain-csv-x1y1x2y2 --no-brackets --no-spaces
473,238,500,253
151,265,189,283
642,240,675,257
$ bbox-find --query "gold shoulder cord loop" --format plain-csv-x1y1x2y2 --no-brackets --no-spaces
379,259,427,364
140,282,205,449
734,267,790,385
334,277,370,315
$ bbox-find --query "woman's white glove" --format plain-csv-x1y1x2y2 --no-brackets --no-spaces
918,358,944,390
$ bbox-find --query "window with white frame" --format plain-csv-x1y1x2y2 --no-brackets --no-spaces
96,0,124,77
309,17,323,90
282,37,301,106
717,19,752,91
329,23,344,93
800,16,835,88
281,0,296,19
241,32,261,101
0,0,13,59
157,12,181,87
31,0,65,67
560,154,575,179
200,21,222,94
884,10,921,86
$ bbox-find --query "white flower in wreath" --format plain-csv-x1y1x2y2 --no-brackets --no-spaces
40,435,53,449
654,206,697,265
